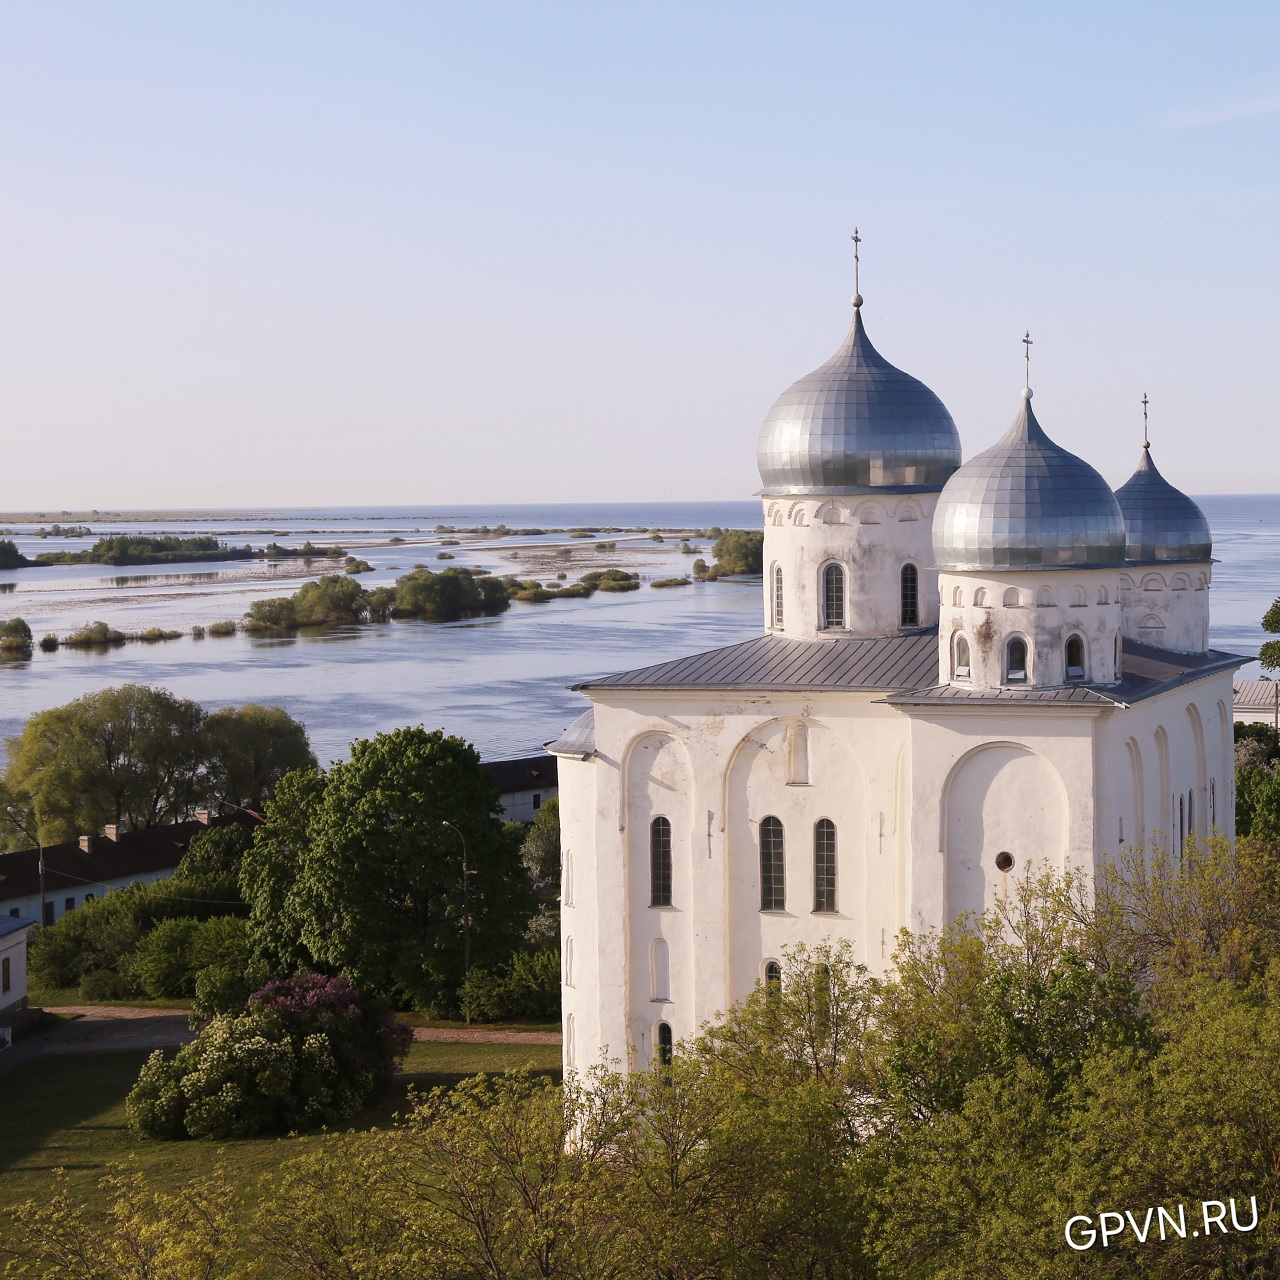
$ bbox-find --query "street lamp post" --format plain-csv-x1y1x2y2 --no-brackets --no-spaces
441,820,471,1020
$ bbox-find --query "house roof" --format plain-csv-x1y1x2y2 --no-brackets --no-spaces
480,754,558,795
1235,679,1280,712
0,916,34,940
571,631,940,694
0,811,262,905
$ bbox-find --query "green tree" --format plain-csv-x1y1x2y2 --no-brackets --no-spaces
0,538,32,568
201,703,315,810
0,616,32,650
241,728,535,1012
242,596,297,630
292,573,368,624
2,684,207,845
1260,597,1280,672
709,529,764,574
175,822,256,879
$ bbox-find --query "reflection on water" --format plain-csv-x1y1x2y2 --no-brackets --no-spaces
111,572,223,588
0,583,14,594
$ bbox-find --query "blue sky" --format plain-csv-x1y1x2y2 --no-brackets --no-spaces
1,3,1277,507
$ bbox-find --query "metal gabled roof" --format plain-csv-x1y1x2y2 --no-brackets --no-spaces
572,630,939,694
882,639,1246,710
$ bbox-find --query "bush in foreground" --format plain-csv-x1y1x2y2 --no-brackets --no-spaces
126,974,411,1140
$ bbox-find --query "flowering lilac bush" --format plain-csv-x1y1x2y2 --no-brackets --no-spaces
127,974,411,1140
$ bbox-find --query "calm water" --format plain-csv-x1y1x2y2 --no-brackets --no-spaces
0,497,1274,763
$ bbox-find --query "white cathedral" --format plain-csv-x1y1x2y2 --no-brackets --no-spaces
549,278,1244,1072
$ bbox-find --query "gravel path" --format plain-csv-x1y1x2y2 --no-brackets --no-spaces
0,1007,194,1074
412,1027,561,1045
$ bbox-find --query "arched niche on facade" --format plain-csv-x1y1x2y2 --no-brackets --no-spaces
941,743,1068,921
723,717,869,980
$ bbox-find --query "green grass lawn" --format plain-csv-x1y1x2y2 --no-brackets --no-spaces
0,1040,561,1247
28,986,195,1010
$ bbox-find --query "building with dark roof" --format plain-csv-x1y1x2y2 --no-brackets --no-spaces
0,810,262,926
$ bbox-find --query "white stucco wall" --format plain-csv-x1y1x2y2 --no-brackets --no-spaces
1118,564,1211,654
937,568,1123,690
762,492,941,640
555,666,1239,1075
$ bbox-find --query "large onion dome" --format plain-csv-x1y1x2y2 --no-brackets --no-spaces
933,391,1127,570
1114,447,1212,563
756,301,961,495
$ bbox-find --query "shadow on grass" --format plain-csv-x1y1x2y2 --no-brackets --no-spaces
0,1052,152,1176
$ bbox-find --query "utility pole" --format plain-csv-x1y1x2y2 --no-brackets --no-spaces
38,842,45,927
441,820,471,1021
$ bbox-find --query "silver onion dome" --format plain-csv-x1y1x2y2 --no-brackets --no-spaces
1114,447,1212,562
756,302,961,494
933,391,1127,570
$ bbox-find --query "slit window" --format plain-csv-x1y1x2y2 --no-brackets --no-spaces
657,1021,673,1067
954,634,971,681
1065,635,1085,681
759,816,786,912
649,817,672,907
1006,637,1028,683
1,956,8,995
900,563,919,627
813,819,837,913
773,567,784,628
823,564,845,629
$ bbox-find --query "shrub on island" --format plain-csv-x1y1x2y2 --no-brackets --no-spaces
0,617,32,652
579,569,640,593
651,577,692,589
126,974,411,1140
63,620,126,647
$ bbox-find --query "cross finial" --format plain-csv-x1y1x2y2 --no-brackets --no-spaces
1142,393,1150,450
1022,330,1033,395
851,227,862,306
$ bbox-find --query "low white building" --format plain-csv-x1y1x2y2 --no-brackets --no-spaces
552,283,1243,1073
0,916,34,1048
1234,680,1280,728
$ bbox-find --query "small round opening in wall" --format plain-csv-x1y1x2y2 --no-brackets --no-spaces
995,851,1015,873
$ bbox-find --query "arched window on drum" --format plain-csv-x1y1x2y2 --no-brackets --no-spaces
822,564,845,629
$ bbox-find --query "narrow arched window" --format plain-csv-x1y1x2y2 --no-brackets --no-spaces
973,587,988,607
650,938,670,1001
951,584,963,606
900,563,919,627
772,566,784,628
822,564,845,629
657,1021,673,1067
1188,789,1194,836
564,936,574,987
1003,587,1020,607
1211,778,1216,827
1006,637,1028,683
759,816,785,911
953,634,971,681
813,819,837,913
763,960,782,990
649,817,672,907
1065,635,1085,681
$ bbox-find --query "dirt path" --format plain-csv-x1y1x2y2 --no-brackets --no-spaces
412,1027,561,1045
0,1007,194,1074
0,1006,561,1074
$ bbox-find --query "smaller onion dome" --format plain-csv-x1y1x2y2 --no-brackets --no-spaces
1114,447,1212,562
756,302,961,494
933,391,1127,571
